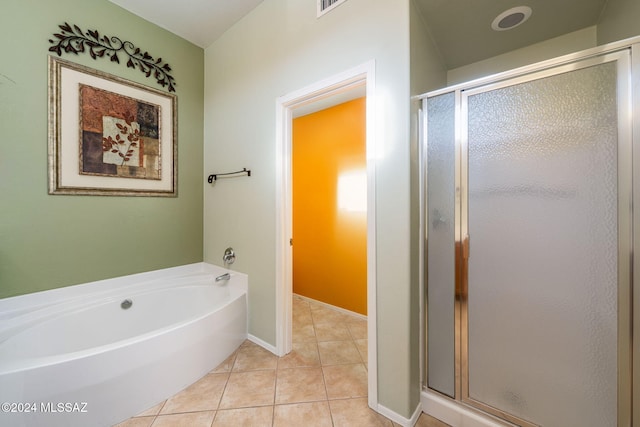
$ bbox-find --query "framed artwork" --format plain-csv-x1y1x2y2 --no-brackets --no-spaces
48,56,177,196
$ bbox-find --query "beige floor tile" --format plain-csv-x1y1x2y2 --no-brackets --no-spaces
114,416,155,427
354,339,368,364
347,319,367,340
212,406,274,426
135,401,165,417
293,296,311,311
323,364,368,399
293,299,313,316
273,401,333,427
160,373,228,414
219,370,276,409
233,341,278,372
292,304,313,330
292,322,316,343
318,341,362,365
310,304,352,326
277,342,320,369
211,351,238,374
293,302,313,324
275,367,327,404
151,411,215,427
293,314,314,331
329,398,392,427
415,413,452,427
314,322,352,342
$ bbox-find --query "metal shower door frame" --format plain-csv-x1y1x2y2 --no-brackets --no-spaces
421,38,640,427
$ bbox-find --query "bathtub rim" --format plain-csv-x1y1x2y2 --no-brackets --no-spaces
0,272,244,341
0,262,242,319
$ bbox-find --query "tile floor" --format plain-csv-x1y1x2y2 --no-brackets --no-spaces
116,296,449,427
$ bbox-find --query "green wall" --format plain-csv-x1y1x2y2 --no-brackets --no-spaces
0,0,204,299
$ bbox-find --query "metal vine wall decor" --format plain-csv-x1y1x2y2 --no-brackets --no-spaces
48,22,176,92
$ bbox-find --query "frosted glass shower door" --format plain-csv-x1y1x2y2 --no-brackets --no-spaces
425,92,456,397
463,54,630,427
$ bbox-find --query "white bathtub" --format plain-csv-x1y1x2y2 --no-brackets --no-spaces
0,263,247,427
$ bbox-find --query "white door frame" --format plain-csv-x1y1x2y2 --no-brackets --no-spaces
275,60,378,408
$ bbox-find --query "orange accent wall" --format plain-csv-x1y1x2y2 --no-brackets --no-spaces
292,97,367,315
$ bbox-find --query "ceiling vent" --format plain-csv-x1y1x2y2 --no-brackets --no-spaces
491,6,532,31
317,0,348,17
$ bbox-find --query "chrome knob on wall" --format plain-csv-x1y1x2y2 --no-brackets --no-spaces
223,247,236,266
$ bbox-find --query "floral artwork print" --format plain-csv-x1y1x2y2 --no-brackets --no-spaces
80,84,161,180
102,118,140,166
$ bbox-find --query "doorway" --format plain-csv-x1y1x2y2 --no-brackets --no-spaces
292,97,367,316
275,61,378,409
421,42,637,426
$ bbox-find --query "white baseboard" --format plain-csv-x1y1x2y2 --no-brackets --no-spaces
247,334,278,355
421,390,515,427
375,402,422,427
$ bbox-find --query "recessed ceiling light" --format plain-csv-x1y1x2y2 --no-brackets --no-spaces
492,6,532,31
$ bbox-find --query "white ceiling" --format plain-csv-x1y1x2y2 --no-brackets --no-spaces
108,0,265,48
110,0,609,68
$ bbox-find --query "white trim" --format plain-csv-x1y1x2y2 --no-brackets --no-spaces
275,60,377,409
275,90,293,357
364,61,378,411
375,402,422,427
421,390,516,427
248,334,278,355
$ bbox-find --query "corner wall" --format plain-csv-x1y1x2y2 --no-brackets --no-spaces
0,0,204,298
597,0,640,45
447,26,597,85
204,0,416,418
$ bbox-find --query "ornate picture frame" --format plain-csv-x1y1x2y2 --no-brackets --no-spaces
48,56,177,196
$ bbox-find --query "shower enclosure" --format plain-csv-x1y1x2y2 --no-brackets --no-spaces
421,39,639,427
